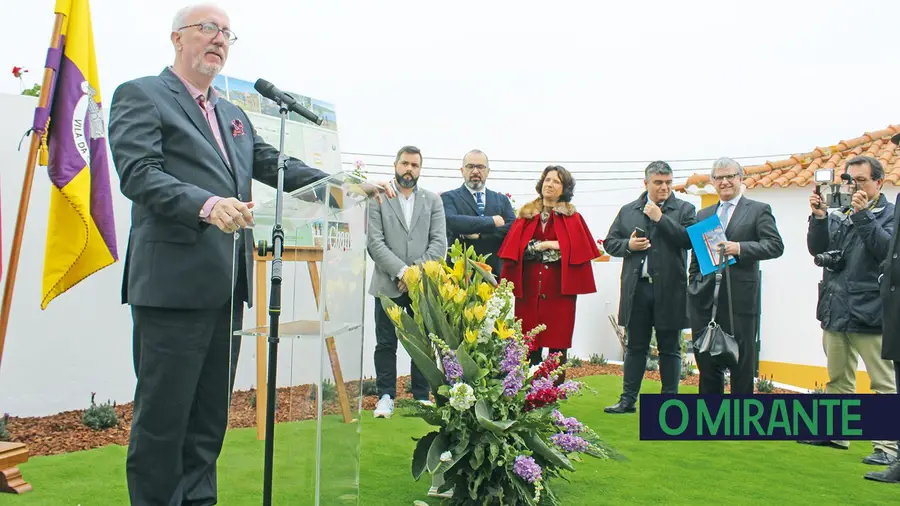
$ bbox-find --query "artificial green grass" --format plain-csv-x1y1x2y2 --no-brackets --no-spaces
3,375,896,505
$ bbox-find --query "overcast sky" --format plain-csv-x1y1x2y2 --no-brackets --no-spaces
3,0,900,200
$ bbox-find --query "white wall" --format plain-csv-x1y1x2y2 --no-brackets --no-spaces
752,186,899,371
0,92,670,417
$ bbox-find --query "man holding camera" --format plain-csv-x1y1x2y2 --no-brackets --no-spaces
801,155,897,466
603,161,696,413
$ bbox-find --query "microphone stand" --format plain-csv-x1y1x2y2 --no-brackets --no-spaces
258,100,288,506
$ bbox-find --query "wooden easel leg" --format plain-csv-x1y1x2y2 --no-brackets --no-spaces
0,467,31,494
307,262,354,423
255,259,268,440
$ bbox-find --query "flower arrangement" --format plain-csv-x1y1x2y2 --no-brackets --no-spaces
12,66,40,97
379,240,618,505
352,159,368,180
504,192,518,215
596,238,606,256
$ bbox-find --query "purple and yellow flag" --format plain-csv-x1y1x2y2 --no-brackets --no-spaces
34,0,117,309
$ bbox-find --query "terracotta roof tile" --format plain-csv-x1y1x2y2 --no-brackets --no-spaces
675,125,900,192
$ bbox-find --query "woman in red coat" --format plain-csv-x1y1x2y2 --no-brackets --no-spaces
499,165,600,374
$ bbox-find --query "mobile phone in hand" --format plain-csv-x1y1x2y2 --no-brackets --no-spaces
633,227,646,238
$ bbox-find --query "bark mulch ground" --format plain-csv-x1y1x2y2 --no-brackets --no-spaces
1,362,800,457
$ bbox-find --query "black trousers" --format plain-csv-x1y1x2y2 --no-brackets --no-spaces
373,294,430,400
620,279,682,404
690,306,758,395
126,302,242,506
895,361,900,390
528,348,568,367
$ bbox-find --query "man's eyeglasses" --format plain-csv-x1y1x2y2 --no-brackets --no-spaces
713,173,738,182
465,164,488,171
178,22,237,45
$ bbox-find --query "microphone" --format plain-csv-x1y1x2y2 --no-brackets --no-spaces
254,78,323,125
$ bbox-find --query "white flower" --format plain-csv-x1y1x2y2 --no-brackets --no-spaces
440,451,452,462
449,383,476,411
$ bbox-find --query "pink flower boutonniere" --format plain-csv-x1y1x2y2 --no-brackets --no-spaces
231,119,245,137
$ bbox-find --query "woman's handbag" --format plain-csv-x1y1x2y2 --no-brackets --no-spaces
692,244,740,370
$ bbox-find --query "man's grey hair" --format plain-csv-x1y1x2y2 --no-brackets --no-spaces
710,157,744,179
644,160,672,179
463,149,489,166
172,3,221,31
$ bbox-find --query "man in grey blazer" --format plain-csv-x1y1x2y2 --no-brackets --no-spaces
368,145,448,418
107,5,392,505
688,157,784,395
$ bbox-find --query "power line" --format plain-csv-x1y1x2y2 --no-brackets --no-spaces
343,161,701,175
342,150,796,165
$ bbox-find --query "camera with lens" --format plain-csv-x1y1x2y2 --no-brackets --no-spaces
814,168,858,209
814,249,845,271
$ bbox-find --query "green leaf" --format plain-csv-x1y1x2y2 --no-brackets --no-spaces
474,398,516,435
426,432,450,472
523,431,575,472
489,442,500,463
471,444,485,470
433,446,472,475
378,295,428,349
456,346,486,383
412,431,439,480
397,336,445,392
437,385,450,398
467,257,498,287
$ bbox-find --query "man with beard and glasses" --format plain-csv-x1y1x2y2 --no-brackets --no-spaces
367,145,447,418
441,149,516,276
107,4,394,504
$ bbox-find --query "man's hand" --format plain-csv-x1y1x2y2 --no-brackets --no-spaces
851,190,868,213
397,279,408,293
463,233,480,240
209,198,255,233
492,215,505,227
628,230,650,251
643,200,662,222
361,180,396,204
809,191,827,218
723,241,740,256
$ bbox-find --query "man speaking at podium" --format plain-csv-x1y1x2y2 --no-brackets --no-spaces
108,4,392,505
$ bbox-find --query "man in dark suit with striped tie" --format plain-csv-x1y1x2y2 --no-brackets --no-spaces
440,149,517,275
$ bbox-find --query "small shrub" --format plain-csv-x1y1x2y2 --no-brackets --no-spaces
756,375,775,393
362,378,378,396
82,393,118,430
249,391,256,408
0,413,9,441
645,357,659,372
589,353,607,366
569,356,584,368
308,379,337,402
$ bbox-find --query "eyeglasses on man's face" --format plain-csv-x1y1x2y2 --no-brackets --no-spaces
713,172,739,183
179,22,237,45
464,164,488,172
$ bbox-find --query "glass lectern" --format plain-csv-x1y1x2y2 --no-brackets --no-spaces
228,171,374,505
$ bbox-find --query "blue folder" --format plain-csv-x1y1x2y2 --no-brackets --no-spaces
687,214,736,276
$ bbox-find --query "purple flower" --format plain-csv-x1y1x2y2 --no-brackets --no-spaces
513,455,542,483
551,410,583,433
558,381,581,396
502,368,524,397
442,351,463,383
551,433,589,453
530,377,553,392
500,340,524,374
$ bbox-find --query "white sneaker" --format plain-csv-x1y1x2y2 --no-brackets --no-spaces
373,394,394,418
418,399,434,407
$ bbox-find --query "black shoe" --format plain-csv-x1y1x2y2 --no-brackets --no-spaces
864,462,900,483
604,400,636,414
863,449,898,466
797,440,848,450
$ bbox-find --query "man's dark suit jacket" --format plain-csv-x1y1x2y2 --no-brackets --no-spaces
604,192,696,330
688,196,784,317
108,68,329,310
441,185,516,274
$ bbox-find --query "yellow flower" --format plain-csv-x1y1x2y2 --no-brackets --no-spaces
452,260,465,282
476,282,493,302
465,328,478,343
423,260,443,280
472,304,486,321
495,320,514,340
453,289,467,305
464,306,474,323
386,305,404,328
403,265,421,288
440,282,458,302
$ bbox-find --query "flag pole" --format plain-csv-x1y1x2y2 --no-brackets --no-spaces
0,13,65,375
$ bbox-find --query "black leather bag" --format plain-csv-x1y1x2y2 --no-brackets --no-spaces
692,244,740,370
